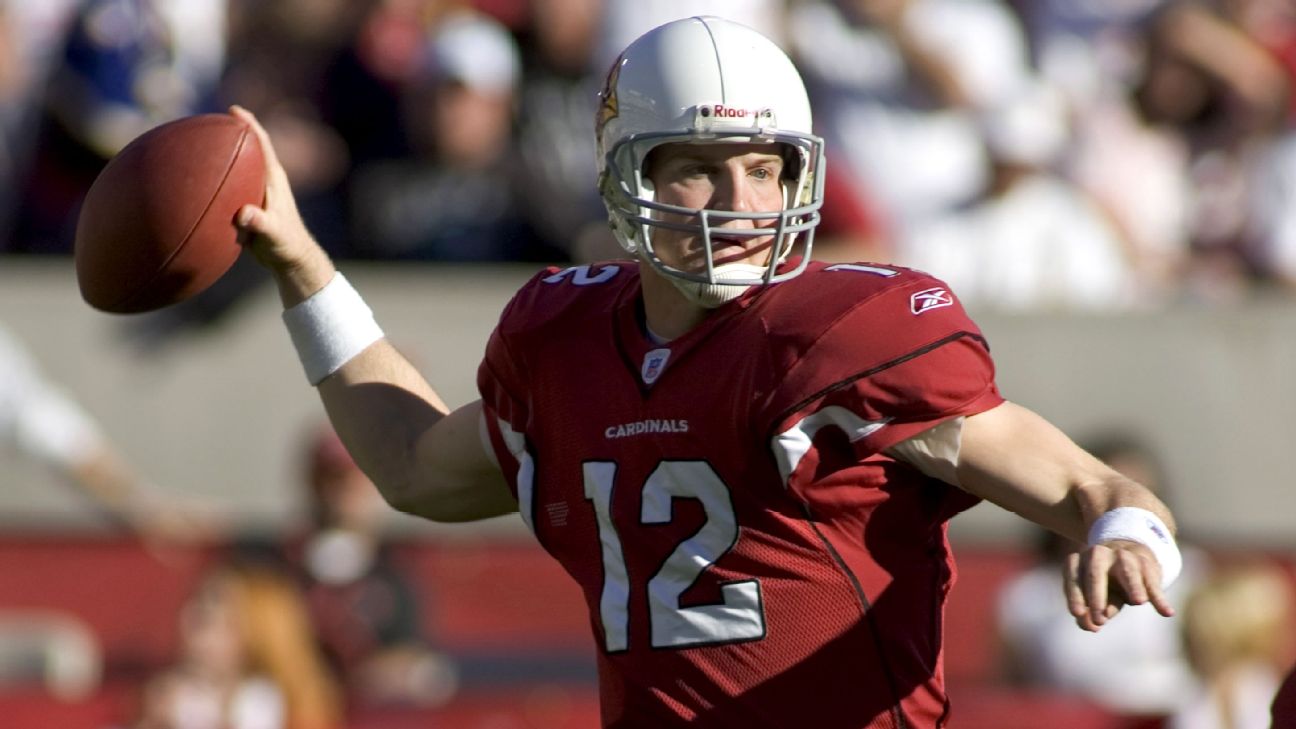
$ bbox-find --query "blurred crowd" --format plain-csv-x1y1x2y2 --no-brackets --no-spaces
129,424,457,729
2,0,1296,311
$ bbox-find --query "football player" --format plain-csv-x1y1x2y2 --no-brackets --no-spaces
233,16,1182,729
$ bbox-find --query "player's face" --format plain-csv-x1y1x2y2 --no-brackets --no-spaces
645,142,786,272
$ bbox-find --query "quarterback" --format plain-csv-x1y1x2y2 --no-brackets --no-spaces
233,16,1181,729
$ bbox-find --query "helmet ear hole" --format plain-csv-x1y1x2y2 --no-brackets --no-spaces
780,145,802,181
641,146,665,191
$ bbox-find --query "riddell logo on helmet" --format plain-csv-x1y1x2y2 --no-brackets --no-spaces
701,105,771,119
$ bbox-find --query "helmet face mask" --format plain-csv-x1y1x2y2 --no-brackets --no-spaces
596,17,826,306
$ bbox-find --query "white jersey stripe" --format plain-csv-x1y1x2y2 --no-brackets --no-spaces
771,406,890,487
496,417,535,531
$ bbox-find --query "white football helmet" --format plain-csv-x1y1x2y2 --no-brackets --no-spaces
596,16,826,307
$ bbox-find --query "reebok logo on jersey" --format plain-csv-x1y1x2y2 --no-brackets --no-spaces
641,348,671,385
910,287,953,315
605,419,689,439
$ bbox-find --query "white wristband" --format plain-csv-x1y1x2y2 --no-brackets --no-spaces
1087,507,1182,589
282,272,384,385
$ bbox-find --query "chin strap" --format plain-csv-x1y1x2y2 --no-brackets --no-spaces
664,263,767,308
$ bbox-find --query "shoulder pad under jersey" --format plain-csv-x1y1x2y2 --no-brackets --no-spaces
494,261,639,337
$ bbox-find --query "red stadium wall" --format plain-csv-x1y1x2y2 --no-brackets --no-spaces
1,535,1290,728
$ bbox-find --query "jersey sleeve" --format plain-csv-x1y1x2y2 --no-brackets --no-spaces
476,262,635,500
765,273,1003,490
475,275,545,496
477,335,526,495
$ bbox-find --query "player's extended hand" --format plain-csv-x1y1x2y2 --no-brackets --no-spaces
229,106,335,302
1063,539,1175,632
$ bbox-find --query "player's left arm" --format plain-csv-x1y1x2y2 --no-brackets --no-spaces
951,401,1179,633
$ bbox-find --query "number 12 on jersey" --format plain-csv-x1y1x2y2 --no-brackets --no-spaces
582,460,766,652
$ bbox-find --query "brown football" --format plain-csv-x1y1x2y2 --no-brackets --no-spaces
74,113,264,313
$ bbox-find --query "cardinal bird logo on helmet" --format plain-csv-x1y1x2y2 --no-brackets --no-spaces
596,56,623,136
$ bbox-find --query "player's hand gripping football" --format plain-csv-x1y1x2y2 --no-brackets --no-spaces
1064,539,1174,632
228,106,336,303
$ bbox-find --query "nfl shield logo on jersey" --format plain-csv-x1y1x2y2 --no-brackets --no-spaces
910,287,954,315
641,348,671,385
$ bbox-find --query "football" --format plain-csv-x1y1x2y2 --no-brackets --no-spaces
74,113,265,313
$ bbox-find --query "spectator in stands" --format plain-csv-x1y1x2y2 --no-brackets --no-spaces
11,0,229,254
1014,0,1195,307
513,0,618,262
291,423,457,708
1171,562,1296,729
996,432,1203,715
592,0,788,75
135,557,344,729
123,0,369,345
0,610,101,702
219,0,361,257
0,321,208,553
0,0,82,248
1131,0,1291,301
1223,0,1296,119
347,11,560,262
1015,0,1166,79
1212,0,1296,293
309,0,437,179
897,79,1143,311
787,0,1035,253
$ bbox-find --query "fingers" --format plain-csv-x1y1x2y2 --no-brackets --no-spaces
230,105,283,184
234,204,278,248
236,203,259,230
1106,540,1177,618
1063,552,1087,620
1064,552,1109,632
1111,550,1149,605
1147,581,1176,617
228,105,294,219
1082,544,1114,626
1120,546,1175,617
227,104,314,265
1066,541,1177,632
228,105,272,237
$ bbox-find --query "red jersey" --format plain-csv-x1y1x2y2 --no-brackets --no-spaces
477,259,1003,728
1274,664,1296,728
